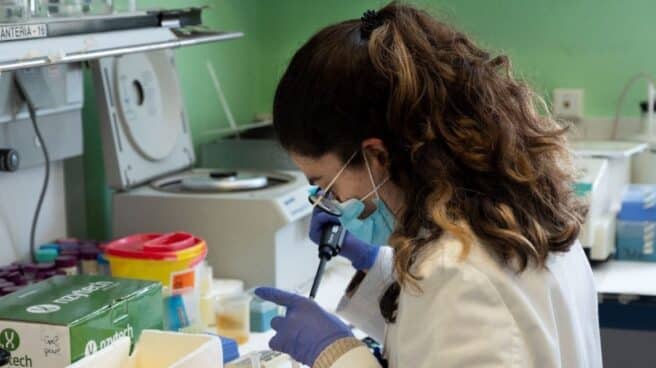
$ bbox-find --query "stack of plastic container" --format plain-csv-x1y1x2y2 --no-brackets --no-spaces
0,238,108,298
616,185,656,261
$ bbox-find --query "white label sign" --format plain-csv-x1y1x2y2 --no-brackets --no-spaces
0,24,47,42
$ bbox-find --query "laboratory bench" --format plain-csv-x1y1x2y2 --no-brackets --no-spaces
591,260,656,367
593,260,656,330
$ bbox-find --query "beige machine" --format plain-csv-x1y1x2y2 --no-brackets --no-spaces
91,50,317,290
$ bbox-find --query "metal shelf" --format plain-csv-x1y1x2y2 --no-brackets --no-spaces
0,27,243,72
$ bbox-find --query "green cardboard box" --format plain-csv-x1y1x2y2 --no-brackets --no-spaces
0,275,163,368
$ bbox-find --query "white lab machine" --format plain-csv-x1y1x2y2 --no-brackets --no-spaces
91,50,318,291
0,64,83,169
572,142,647,261
571,141,646,212
574,157,615,261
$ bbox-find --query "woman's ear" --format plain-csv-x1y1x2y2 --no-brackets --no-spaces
361,138,389,170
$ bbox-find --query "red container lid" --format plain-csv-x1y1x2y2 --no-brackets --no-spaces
105,232,203,261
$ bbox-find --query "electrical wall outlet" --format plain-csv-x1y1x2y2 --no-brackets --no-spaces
553,88,584,121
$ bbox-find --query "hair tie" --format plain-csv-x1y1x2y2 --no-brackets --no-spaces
360,9,384,40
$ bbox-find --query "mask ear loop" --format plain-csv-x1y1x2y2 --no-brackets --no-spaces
362,150,395,233
312,151,359,210
362,150,390,201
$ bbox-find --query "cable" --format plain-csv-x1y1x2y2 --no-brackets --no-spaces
14,77,50,263
611,73,656,140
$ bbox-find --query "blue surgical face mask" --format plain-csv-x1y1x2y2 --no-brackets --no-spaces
314,151,396,245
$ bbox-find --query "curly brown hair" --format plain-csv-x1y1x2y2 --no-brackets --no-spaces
273,2,586,319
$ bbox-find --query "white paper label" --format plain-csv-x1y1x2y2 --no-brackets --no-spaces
0,24,47,42
0,321,71,368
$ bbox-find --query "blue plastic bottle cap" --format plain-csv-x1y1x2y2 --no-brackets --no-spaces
35,248,59,263
39,243,61,252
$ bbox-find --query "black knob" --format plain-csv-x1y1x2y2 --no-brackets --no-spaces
0,149,19,172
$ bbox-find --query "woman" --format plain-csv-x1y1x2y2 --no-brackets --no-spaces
255,3,602,367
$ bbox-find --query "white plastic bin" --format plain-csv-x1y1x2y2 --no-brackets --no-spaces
67,330,223,368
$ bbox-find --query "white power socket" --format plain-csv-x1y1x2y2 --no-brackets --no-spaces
553,88,584,121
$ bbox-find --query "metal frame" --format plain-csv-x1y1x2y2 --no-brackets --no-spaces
0,29,243,72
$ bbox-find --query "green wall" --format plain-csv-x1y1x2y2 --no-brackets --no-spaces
83,0,656,239
257,0,656,117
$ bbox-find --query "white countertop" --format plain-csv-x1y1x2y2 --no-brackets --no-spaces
592,260,656,296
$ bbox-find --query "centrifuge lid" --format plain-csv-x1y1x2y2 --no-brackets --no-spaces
93,49,195,190
150,169,292,194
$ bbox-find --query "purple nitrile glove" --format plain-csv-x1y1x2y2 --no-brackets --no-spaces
254,287,353,366
309,208,380,270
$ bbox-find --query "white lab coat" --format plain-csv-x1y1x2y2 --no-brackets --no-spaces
330,233,603,368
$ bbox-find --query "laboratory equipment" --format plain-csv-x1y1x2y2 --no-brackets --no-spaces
80,247,99,275
0,0,28,23
201,278,244,328
34,0,113,17
0,64,83,169
105,232,207,332
0,149,18,171
96,253,109,275
197,262,214,327
615,185,656,261
215,293,252,345
35,247,58,263
16,261,37,279
309,222,345,299
55,255,78,275
617,185,656,221
40,242,61,252
34,262,54,280
218,335,240,363
616,221,655,261
250,294,280,332
572,142,647,261
91,50,317,291
574,157,615,260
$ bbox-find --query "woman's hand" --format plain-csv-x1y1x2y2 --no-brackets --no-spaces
255,287,354,367
309,208,380,271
